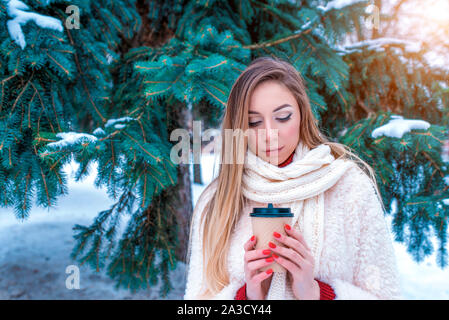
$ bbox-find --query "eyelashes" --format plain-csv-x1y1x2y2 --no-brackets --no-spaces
249,113,292,127
278,114,292,122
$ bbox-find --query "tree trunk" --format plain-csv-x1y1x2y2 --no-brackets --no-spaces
173,162,193,262
169,101,193,263
193,163,203,184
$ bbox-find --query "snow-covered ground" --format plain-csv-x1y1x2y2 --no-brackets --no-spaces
0,153,448,299
0,160,185,299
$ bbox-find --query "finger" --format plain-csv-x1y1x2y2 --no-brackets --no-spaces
244,235,256,252
250,268,274,285
272,253,302,277
244,248,272,264
247,256,275,275
284,224,310,251
273,231,313,261
268,241,305,269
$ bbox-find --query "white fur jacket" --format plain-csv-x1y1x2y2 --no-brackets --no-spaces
184,164,403,300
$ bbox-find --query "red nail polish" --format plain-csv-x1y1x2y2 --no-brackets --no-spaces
272,253,279,259
284,224,291,231
265,257,274,263
273,231,281,238
250,235,255,241
266,268,273,274
268,242,276,249
262,249,271,255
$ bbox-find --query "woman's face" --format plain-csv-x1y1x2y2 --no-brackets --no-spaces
247,80,301,165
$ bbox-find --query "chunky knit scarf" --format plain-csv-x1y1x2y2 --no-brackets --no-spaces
242,141,355,299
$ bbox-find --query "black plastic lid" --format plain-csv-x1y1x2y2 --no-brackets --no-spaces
250,203,293,217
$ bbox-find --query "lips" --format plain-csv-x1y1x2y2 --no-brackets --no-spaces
265,146,284,154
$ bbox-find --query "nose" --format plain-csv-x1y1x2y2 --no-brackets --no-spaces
264,119,279,147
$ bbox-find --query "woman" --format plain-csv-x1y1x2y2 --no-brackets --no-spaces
184,56,402,300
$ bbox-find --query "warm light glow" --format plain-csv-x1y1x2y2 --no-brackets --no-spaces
422,0,449,24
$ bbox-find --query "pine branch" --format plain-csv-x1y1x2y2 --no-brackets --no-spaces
242,27,314,50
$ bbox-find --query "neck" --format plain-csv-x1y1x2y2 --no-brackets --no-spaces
278,150,295,167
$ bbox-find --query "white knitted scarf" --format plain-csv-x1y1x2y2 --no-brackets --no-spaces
242,141,354,299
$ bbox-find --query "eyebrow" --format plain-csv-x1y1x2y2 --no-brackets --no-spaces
248,104,292,114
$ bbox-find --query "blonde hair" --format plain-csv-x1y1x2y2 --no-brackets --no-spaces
187,56,385,298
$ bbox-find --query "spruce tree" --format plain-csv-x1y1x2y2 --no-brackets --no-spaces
1,0,447,297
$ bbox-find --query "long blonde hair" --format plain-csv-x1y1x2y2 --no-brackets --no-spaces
188,56,384,298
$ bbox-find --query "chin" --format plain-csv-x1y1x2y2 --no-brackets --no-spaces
267,155,283,164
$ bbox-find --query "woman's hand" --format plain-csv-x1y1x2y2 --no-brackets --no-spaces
243,235,275,300
268,224,320,300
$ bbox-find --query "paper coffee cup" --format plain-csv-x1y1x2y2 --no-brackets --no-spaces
250,203,293,273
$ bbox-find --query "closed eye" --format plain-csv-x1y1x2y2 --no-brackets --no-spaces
278,114,292,122
249,113,292,127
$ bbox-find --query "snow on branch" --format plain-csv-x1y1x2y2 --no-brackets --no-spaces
342,37,422,54
371,115,431,139
318,0,368,13
104,117,135,129
46,132,98,149
44,118,134,151
4,0,63,49
93,127,106,136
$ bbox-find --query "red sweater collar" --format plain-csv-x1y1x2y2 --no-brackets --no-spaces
278,150,295,167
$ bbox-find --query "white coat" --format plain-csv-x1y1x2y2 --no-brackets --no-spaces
184,164,403,299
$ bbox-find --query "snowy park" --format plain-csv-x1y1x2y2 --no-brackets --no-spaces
1,0,448,301
0,152,449,299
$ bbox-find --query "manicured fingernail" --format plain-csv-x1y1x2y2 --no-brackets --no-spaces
272,253,279,259
266,268,273,274
273,231,281,238
268,242,276,249
250,235,255,241
265,257,274,263
284,224,291,231
262,249,271,255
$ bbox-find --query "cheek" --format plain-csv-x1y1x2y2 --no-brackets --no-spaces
281,121,300,144
247,129,258,152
